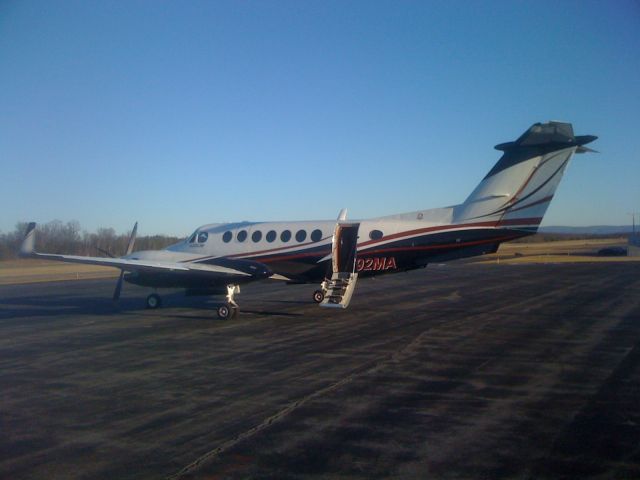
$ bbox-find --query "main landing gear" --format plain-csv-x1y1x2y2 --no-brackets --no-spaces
144,284,241,320
146,293,162,309
313,289,325,303
313,280,329,303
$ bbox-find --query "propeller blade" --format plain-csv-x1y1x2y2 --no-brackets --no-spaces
96,246,115,258
125,222,138,256
113,270,125,301
113,222,137,301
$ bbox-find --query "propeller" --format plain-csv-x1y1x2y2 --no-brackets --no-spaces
113,222,138,301
96,246,115,258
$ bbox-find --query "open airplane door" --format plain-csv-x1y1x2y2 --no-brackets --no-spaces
320,222,360,309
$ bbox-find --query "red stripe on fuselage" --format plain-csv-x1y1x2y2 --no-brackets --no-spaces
246,231,528,265
360,234,520,256
357,218,541,248
186,218,541,265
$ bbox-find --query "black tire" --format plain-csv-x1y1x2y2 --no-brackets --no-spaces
217,304,232,320
313,290,325,303
146,293,162,309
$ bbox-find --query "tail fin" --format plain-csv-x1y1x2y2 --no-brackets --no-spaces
453,121,597,232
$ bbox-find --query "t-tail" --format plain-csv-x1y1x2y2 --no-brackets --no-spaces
453,121,597,233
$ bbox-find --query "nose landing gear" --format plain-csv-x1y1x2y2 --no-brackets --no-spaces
217,284,240,319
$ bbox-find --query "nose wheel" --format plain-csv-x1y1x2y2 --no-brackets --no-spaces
217,284,240,319
217,303,237,320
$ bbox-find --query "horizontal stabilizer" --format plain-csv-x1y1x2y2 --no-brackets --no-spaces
494,121,597,153
576,145,599,154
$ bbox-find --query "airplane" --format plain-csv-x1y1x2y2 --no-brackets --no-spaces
20,121,597,319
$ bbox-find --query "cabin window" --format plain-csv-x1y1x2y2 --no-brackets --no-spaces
295,229,307,242
311,229,322,242
266,230,276,243
280,230,291,242
237,230,247,242
252,230,262,242
222,231,232,243
369,229,383,240
197,232,208,243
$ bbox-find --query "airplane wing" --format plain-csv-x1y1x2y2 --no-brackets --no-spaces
18,222,266,280
22,251,250,276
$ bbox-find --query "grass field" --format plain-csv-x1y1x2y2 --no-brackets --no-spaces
1,238,637,285
0,259,118,285
476,237,638,265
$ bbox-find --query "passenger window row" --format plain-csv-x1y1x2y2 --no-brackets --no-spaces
222,228,323,244
220,228,385,244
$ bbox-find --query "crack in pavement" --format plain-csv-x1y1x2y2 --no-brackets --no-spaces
166,322,441,479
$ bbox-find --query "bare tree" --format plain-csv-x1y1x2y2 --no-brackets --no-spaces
0,221,182,260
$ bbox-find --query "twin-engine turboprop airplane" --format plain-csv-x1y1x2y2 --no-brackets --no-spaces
20,121,597,319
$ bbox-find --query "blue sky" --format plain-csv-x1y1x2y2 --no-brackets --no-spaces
1,0,638,236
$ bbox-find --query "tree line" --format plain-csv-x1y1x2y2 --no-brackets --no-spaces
0,220,182,260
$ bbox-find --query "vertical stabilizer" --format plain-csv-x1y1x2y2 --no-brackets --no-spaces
453,121,597,232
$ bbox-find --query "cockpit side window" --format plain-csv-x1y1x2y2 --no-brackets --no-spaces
188,231,198,243
197,231,208,243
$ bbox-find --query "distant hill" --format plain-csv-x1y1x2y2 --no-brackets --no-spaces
540,226,635,235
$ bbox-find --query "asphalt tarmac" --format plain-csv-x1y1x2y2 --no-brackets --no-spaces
1,263,639,479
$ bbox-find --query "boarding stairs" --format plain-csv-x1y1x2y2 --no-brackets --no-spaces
320,221,360,309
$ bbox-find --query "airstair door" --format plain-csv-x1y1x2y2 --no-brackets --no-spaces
320,222,360,309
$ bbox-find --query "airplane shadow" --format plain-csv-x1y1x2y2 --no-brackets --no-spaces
241,309,303,317
260,300,309,305
0,295,154,320
0,291,305,321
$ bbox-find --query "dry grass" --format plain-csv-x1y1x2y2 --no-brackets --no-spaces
475,237,640,265
479,255,640,265
0,259,118,285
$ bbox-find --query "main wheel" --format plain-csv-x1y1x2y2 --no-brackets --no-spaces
313,289,325,303
146,293,162,309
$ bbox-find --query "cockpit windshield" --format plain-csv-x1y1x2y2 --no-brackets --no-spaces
188,229,209,243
